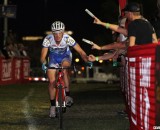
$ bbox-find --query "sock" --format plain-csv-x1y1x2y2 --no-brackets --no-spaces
65,91,70,96
50,100,55,106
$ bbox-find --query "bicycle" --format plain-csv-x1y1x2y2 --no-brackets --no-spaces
48,65,76,129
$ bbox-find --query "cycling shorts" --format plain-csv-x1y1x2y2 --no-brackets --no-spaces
48,52,72,68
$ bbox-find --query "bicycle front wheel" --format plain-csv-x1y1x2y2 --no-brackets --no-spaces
58,84,63,129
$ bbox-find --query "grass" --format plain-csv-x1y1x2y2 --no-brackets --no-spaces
0,82,129,130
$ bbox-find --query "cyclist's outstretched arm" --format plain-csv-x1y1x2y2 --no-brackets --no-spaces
73,43,88,62
40,47,48,64
93,17,128,36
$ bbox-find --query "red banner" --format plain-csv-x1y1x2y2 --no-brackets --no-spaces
118,0,127,16
0,57,30,85
125,44,160,130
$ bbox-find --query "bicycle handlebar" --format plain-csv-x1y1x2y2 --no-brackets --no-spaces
48,65,77,72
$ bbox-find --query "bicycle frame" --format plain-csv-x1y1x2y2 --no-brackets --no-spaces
48,66,75,129
55,69,65,129
55,69,66,108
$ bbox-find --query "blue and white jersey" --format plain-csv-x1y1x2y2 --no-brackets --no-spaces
42,33,76,55
42,33,77,66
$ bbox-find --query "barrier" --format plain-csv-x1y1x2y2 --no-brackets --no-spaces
122,44,160,130
0,57,30,85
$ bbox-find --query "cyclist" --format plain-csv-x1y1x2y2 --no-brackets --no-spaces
40,21,91,117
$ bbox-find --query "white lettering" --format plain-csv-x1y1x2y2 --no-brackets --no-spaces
129,57,137,125
140,58,151,87
2,61,12,80
130,66,136,114
139,57,151,130
144,88,150,130
23,62,30,77
153,126,160,129
15,60,21,80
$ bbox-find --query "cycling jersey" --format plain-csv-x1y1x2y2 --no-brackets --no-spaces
42,33,77,67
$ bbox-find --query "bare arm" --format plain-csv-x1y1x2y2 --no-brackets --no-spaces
92,41,127,50
40,47,48,64
129,36,136,47
73,43,88,62
152,33,158,43
93,17,128,36
88,52,116,62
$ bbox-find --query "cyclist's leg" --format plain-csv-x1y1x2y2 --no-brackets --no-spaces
61,60,71,92
61,54,73,106
62,60,73,106
47,69,56,101
47,69,57,117
48,58,60,101
47,58,59,117
61,52,72,93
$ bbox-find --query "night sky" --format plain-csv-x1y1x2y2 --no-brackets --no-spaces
0,0,158,45
1,0,120,43
0,0,158,67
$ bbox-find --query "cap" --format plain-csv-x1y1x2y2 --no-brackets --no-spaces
122,3,140,12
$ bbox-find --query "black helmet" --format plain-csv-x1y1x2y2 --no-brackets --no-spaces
122,3,140,12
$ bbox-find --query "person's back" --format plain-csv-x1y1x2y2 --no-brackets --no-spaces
122,2,158,46
128,18,154,45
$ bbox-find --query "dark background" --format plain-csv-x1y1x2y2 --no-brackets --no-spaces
0,0,158,44
0,0,159,67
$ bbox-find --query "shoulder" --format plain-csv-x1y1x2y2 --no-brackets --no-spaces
63,33,76,45
42,34,53,47
128,19,144,28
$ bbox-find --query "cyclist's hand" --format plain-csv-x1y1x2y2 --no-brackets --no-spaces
42,63,47,73
85,61,93,69
88,54,96,62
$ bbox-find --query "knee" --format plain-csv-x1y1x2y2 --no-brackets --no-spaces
48,80,56,88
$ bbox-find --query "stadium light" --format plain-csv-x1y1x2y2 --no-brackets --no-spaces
99,60,103,63
22,36,43,41
75,58,80,62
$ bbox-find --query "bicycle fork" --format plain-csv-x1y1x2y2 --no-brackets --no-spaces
55,85,66,108
55,84,66,129
56,85,66,113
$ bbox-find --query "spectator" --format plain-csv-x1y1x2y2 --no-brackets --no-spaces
18,43,28,57
92,3,158,46
0,46,10,59
88,16,128,64
5,43,16,58
123,3,158,46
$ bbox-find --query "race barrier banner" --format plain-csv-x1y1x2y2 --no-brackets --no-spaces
125,44,160,130
0,57,30,85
